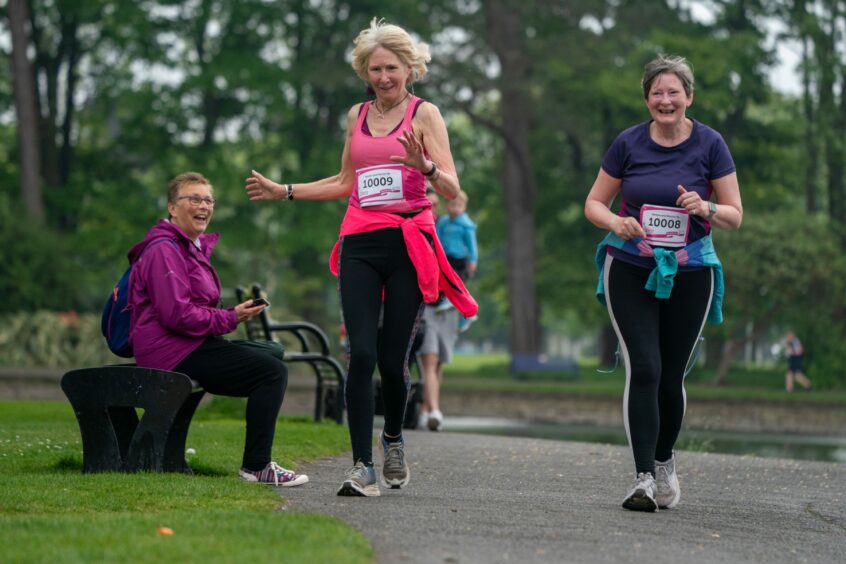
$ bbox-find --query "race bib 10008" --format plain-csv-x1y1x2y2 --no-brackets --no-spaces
357,165,404,207
639,204,689,247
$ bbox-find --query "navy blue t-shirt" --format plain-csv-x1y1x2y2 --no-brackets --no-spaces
601,119,736,269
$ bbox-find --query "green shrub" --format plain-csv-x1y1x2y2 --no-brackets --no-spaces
0,197,86,312
0,312,123,367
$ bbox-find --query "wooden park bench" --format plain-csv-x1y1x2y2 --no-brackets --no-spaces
61,365,204,473
236,285,346,424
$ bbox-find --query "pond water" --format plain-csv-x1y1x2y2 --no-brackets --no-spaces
442,417,846,464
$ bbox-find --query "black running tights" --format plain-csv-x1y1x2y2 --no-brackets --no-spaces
339,228,423,465
604,256,713,476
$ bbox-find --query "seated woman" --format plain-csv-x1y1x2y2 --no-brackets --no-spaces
128,171,307,487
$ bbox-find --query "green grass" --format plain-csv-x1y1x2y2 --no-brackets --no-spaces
443,354,846,404
0,401,371,564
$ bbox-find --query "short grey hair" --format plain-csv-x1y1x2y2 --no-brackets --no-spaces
642,55,694,99
350,18,431,85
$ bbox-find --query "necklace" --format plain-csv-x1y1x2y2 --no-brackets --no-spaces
373,92,409,119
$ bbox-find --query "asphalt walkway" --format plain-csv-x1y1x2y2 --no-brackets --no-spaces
280,430,846,564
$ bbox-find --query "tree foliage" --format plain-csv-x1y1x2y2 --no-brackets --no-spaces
1,0,844,385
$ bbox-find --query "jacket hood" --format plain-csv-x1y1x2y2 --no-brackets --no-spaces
127,219,220,263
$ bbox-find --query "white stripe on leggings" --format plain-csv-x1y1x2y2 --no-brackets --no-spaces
603,255,715,473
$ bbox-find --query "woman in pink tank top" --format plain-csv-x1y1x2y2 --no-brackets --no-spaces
245,18,473,498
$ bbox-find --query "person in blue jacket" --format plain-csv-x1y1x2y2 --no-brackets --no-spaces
585,55,743,512
436,190,479,331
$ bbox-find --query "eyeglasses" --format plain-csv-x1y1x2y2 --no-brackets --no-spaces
175,195,215,207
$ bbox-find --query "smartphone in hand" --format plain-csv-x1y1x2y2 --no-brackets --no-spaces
250,298,270,307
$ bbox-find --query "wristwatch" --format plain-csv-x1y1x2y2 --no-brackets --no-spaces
707,201,717,219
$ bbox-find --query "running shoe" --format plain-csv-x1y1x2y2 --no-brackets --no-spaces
458,315,478,333
427,409,444,431
239,461,309,487
337,461,380,497
380,433,410,489
622,472,658,512
655,455,681,509
417,411,430,430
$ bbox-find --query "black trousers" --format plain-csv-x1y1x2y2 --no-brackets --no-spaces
174,336,288,471
604,255,713,476
339,228,424,465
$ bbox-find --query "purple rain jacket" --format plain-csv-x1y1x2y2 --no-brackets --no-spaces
127,219,238,371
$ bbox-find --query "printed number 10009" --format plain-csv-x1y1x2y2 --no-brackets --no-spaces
362,176,394,189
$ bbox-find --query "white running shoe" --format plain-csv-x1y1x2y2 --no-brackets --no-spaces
655,455,681,509
417,411,430,430
622,472,658,512
427,409,443,431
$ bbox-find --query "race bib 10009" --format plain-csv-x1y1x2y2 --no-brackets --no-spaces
357,165,404,207
639,204,689,247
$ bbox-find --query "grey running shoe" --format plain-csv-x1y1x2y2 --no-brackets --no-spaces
380,433,411,489
337,461,380,497
655,455,681,509
622,472,658,512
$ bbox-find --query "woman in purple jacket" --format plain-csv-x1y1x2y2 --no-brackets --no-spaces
129,171,307,487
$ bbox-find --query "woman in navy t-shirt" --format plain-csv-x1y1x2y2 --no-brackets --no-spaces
585,55,743,512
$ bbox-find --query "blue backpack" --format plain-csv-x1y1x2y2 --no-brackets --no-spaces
101,238,176,357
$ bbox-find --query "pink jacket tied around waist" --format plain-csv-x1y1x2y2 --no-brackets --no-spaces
329,206,478,318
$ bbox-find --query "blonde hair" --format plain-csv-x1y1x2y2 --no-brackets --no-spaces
351,18,431,85
454,191,469,204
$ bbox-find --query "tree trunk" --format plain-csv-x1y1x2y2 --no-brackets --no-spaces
801,35,818,213
712,337,740,386
8,0,44,222
59,13,79,186
712,313,776,384
815,5,841,225
484,0,541,355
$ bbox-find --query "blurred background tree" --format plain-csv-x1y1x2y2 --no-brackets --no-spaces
1,0,844,385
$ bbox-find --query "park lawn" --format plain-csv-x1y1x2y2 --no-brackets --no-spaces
0,401,371,564
444,353,846,404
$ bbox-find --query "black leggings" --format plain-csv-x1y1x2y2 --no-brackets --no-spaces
604,255,713,476
339,228,424,465
174,336,288,471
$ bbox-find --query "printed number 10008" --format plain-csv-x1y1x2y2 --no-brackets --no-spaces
645,217,682,229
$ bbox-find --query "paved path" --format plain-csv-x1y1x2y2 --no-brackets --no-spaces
280,430,846,564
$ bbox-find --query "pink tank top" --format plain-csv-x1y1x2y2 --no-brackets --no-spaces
348,95,431,213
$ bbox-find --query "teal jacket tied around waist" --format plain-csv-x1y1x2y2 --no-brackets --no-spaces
594,232,725,324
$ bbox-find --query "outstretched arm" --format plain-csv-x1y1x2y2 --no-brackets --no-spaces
245,105,359,202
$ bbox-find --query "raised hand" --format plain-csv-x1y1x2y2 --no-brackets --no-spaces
676,185,707,216
390,130,428,172
245,170,285,201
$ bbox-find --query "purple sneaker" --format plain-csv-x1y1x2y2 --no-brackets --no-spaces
239,461,309,487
